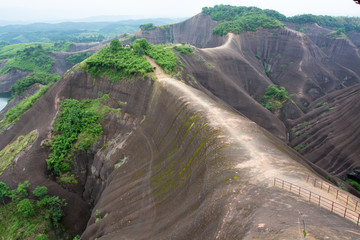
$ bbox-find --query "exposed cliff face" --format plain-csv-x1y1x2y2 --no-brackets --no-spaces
0,68,30,93
289,84,360,178
135,14,224,48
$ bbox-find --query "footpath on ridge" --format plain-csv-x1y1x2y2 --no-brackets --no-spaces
145,42,360,229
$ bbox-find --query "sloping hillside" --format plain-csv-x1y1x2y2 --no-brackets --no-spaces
133,8,360,181
1,5,360,239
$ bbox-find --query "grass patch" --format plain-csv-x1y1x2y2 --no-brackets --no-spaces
0,130,37,175
346,178,360,191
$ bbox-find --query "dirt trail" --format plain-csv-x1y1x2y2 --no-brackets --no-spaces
201,32,234,51
145,49,360,223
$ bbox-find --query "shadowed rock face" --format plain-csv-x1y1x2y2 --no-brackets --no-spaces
0,68,31,93
289,84,360,178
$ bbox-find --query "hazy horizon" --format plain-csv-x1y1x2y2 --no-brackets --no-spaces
0,0,359,25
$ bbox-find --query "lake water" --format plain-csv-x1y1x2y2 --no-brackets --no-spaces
0,92,11,111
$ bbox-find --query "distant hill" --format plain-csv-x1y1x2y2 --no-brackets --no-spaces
0,18,185,44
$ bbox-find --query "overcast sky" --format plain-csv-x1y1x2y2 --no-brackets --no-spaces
0,0,359,23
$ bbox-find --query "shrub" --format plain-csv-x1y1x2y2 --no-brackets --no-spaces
32,186,48,199
0,182,9,204
17,199,34,217
86,40,153,81
140,23,156,31
346,178,360,191
262,85,291,111
46,96,121,178
10,181,30,203
66,52,92,64
10,72,60,96
173,46,193,55
36,196,66,227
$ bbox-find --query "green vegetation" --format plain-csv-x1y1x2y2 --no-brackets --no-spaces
295,143,308,152
202,5,360,36
0,42,54,60
46,95,121,181
295,131,303,136
86,38,179,80
173,45,194,55
287,14,360,33
262,85,292,111
346,178,360,191
66,52,93,64
85,38,153,81
0,84,52,131
140,23,156,31
0,45,54,74
0,130,37,175
132,38,179,72
10,72,60,96
202,5,285,36
0,182,66,239
145,44,178,72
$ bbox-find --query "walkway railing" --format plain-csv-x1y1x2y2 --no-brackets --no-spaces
306,175,360,212
274,177,360,225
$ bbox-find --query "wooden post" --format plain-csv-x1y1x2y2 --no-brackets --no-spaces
357,214,360,225
299,188,301,195
314,178,316,187
336,190,339,199
331,202,334,212
346,195,349,205
319,195,321,206
328,185,331,193
309,192,312,202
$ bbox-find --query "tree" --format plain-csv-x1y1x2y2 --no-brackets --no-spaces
110,38,122,52
10,181,30,203
17,198,35,217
